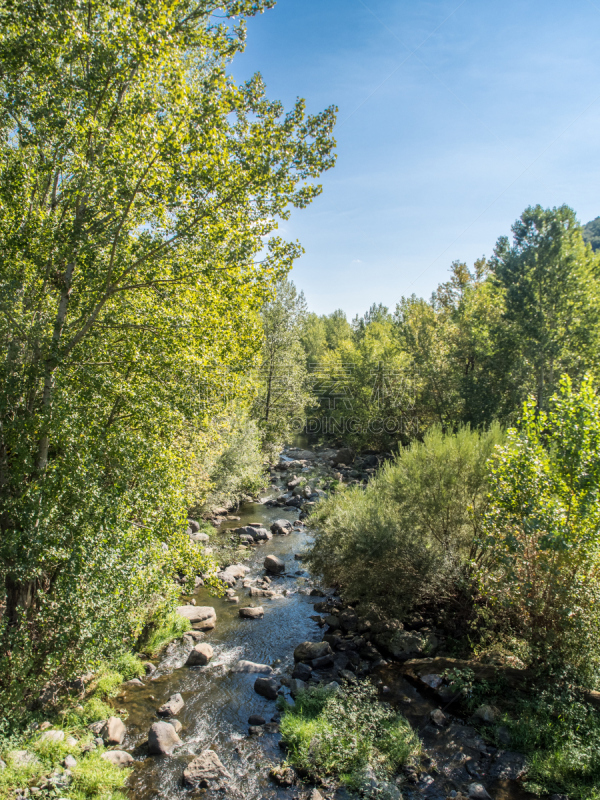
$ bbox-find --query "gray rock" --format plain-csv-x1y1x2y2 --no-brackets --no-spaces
473,704,497,724
176,605,216,630
291,662,312,681
309,790,324,800
101,750,133,767
188,519,200,532
251,527,272,541
294,641,333,662
39,729,65,743
232,660,274,674
311,654,334,670
183,750,231,790
334,447,354,465
101,717,126,745
7,750,39,767
248,715,265,725
148,721,182,755
157,693,184,717
186,643,214,666
123,678,144,688
189,531,210,543
144,662,156,675
271,519,293,536
264,555,285,574
239,606,264,619
289,678,307,698
169,719,183,733
489,751,527,780
63,755,77,769
468,784,492,800
254,677,280,700
430,708,447,726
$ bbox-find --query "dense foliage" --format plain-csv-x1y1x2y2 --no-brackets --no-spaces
0,0,336,715
308,424,504,615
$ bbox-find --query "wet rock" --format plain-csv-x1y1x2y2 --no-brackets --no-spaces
264,555,285,574
186,642,214,666
218,564,250,586
269,764,296,786
148,721,182,755
101,750,133,767
291,662,312,681
239,606,264,619
183,750,231,790
467,784,492,799
324,614,341,629
248,715,265,726
294,641,333,662
251,527,272,542
233,660,273,675
144,662,156,675
289,678,306,698
176,605,216,630
254,677,280,700
123,678,144,688
489,751,527,780
157,693,184,717
248,725,263,736
101,717,126,745
271,519,293,536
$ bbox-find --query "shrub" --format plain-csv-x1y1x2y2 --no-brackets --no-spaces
279,682,419,787
138,610,191,658
308,424,504,615
479,375,600,682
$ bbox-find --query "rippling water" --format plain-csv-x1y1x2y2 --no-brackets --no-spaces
120,497,321,800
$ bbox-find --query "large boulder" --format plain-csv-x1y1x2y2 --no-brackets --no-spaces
239,606,264,619
183,750,231,790
333,447,354,465
176,605,216,631
157,693,184,717
232,660,274,675
101,717,126,745
147,721,182,755
101,750,133,767
264,555,285,574
186,643,214,666
271,519,293,536
294,641,333,663
254,677,280,700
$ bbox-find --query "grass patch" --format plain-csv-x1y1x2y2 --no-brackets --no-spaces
279,681,420,788
70,750,129,800
138,609,191,657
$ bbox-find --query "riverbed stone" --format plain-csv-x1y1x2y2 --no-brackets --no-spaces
101,717,126,745
232,660,273,674
144,662,156,675
271,519,293,536
123,678,144,688
311,654,334,670
217,563,250,586
467,784,492,800
101,750,133,767
294,641,333,662
176,605,216,630
291,662,312,681
186,642,214,666
239,606,264,619
148,721,182,755
248,715,266,725
269,765,296,786
169,719,183,733
254,677,280,700
489,751,527,780
183,750,231,790
251,527,272,541
289,678,307,698
157,693,184,717
264,555,285,574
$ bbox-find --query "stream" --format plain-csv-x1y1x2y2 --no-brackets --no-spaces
114,481,538,800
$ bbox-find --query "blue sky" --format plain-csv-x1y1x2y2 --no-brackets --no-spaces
232,0,600,318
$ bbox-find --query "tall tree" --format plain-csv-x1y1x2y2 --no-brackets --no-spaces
0,0,336,708
490,205,600,410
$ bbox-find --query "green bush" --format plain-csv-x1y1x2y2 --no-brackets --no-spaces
308,424,504,615
138,610,191,658
279,682,419,787
70,750,129,800
480,375,600,681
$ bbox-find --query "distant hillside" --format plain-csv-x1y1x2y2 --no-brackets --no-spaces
583,217,600,251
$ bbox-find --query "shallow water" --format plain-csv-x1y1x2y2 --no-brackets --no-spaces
120,496,321,799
